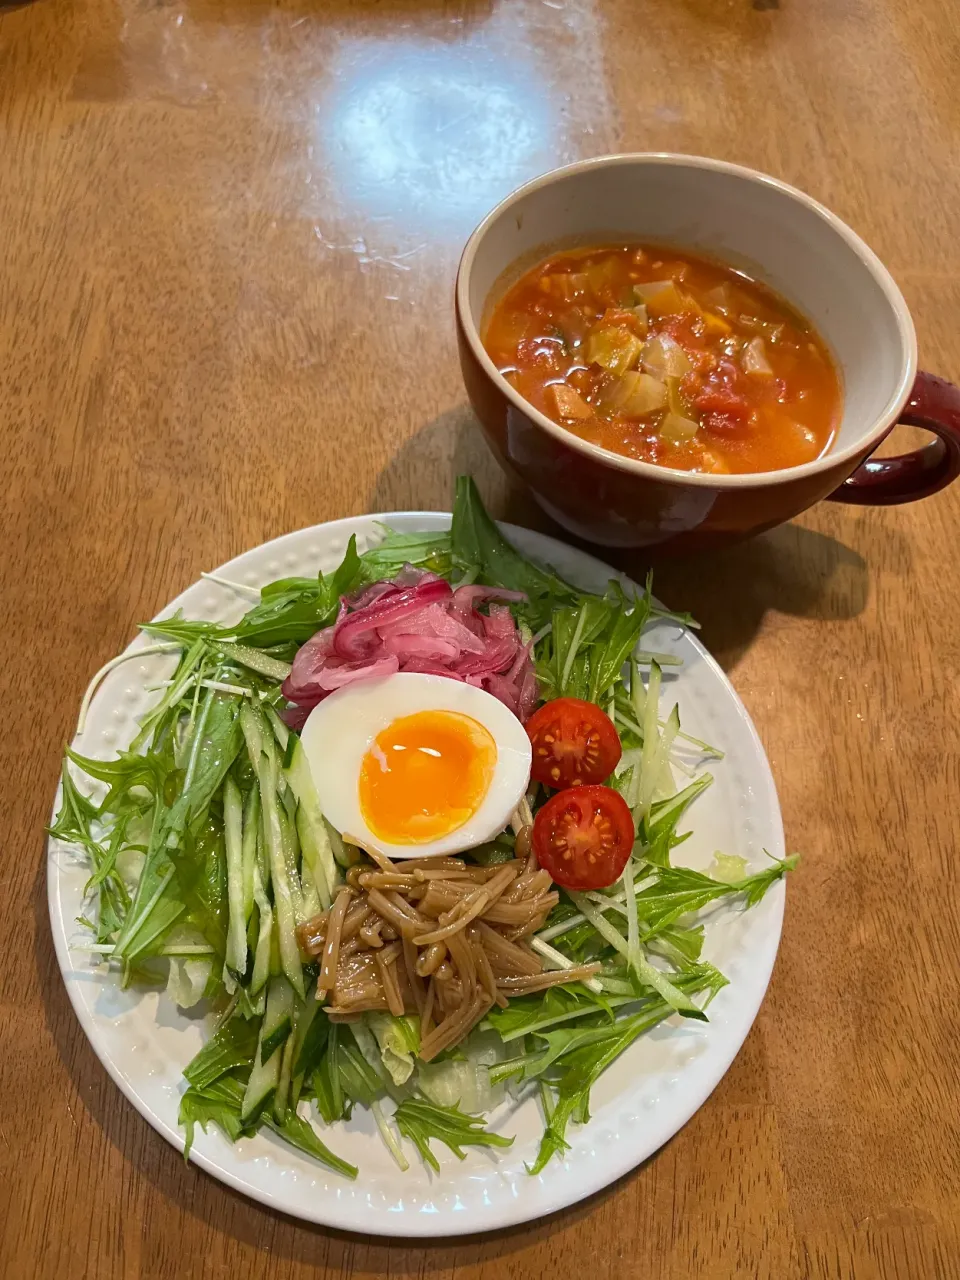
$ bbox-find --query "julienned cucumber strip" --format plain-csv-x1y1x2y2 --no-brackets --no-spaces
240,702,305,999
274,1034,297,1123
239,700,265,774
279,803,314,920
240,786,259,923
241,1025,282,1124
327,821,361,869
260,750,305,997
260,723,303,914
289,994,321,1108
299,857,322,922
223,776,246,982
249,862,273,996
260,975,297,1064
637,660,662,819
285,736,338,909
294,1003,329,1079
239,984,266,1020
265,705,290,753
241,976,296,1123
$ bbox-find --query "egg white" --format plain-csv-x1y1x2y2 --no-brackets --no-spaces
299,672,533,860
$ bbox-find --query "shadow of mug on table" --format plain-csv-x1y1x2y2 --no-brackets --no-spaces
455,154,960,553
372,404,876,676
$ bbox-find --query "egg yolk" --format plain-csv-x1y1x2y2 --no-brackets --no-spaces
358,710,498,845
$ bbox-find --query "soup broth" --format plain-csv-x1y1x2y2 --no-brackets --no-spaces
483,244,842,475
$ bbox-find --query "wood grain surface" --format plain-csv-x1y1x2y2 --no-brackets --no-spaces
2,0,959,1275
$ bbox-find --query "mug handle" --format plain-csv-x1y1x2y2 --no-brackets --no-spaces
828,371,960,505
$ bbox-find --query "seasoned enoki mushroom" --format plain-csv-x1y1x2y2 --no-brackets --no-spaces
297,850,599,1061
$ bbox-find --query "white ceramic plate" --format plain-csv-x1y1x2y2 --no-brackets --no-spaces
47,513,786,1237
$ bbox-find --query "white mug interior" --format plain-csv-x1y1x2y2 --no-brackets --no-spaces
459,154,919,487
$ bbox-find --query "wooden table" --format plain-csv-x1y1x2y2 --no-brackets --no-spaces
3,0,959,1274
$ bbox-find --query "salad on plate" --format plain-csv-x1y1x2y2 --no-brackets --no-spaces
51,477,794,1179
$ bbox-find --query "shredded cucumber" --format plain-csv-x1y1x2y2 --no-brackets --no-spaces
285,736,338,908
240,786,259,923
223,776,246,984
260,975,296,1064
249,863,273,996
242,1032,281,1123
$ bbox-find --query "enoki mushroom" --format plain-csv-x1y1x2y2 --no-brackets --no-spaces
296,852,599,1061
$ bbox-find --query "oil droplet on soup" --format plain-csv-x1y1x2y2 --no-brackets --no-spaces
482,244,842,475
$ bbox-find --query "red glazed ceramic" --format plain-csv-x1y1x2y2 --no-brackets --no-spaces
455,154,960,551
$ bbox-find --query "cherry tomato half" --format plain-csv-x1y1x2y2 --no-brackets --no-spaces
525,696,622,789
532,784,635,890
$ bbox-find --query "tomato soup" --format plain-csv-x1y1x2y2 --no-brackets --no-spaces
482,244,842,475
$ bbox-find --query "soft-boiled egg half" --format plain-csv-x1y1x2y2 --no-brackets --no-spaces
299,672,532,860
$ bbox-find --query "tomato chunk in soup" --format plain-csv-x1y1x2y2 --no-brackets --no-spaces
482,244,842,475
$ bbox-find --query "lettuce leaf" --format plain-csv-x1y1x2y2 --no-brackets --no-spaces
367,1013,420,1086
166,957,212,1009
415,1030,505,1113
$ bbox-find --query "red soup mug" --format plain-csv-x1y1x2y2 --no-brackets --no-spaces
455,154,960,551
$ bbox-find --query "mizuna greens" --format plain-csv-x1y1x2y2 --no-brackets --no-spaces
51,476,795,1178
